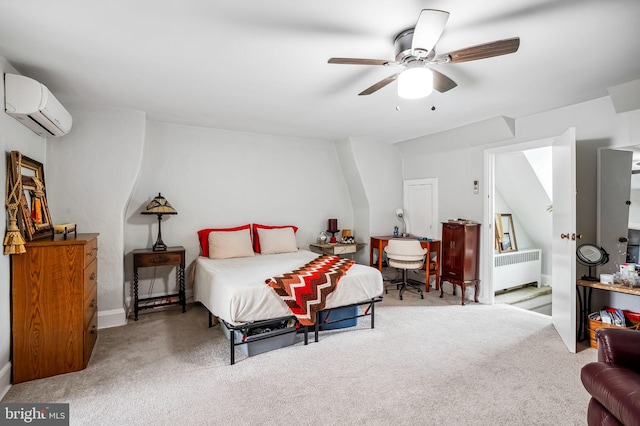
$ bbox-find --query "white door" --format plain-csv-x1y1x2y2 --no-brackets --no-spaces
403,178,438,239
551,128,577,353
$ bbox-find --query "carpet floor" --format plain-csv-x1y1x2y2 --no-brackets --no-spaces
2,288,596,426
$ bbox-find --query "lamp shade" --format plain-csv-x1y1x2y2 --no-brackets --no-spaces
141,193,177,215
397,64,433,99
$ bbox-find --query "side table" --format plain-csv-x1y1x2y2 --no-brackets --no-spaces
132,246,186,320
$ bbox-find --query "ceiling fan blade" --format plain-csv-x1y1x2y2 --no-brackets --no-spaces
411,9,450,58
432,70,457,93
328,58,390,66
437,37,520,64
358,74,399,96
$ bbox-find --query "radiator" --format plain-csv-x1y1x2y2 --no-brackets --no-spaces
493,249,541,292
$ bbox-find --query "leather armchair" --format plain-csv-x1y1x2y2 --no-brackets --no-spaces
580,328,640,426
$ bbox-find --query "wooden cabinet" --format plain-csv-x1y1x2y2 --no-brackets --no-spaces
440,222,480,305
11,233,99,383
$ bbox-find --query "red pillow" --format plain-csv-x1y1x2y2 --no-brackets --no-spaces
252,223,298,253
197,224,251,257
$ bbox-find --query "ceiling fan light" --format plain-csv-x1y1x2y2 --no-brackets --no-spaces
397,67,433,99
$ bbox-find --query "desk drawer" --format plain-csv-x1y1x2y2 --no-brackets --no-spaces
137,252,182,267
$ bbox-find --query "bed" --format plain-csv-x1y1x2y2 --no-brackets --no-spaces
193,224,383,364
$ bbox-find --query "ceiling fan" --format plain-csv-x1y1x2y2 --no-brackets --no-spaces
328,9,520,99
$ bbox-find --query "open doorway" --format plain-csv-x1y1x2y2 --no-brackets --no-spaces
485,141,553,315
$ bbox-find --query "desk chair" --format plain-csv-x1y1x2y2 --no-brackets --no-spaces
384,238,427,300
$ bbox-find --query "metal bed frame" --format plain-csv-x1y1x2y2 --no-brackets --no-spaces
208,296,383,365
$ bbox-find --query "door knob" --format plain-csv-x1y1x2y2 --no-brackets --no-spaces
572,234,583,240
561,233,570,239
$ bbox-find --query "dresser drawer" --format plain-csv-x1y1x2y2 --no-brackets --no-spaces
136,252,183,267
84,259,98,292
84,281,98,330
446,270,460,278
84,237,98,269
83,311,98,368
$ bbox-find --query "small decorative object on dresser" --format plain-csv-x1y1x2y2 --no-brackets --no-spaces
11,233,99,383
140,193,177,251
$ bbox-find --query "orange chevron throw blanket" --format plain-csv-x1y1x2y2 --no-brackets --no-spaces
265,255,355,326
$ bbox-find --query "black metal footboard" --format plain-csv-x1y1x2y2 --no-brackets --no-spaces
313,296,383,343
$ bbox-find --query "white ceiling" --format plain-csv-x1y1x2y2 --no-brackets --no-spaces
1,0,639,144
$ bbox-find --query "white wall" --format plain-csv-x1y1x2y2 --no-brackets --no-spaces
348,138,403,236
335,138,404,264
46,105,146,327
0,57,48,398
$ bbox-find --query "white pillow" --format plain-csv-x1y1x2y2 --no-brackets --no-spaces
257,227,298,255
208,228,255,259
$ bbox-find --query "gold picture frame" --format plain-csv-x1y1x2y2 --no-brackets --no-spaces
8,151,53,241
495,213,518,253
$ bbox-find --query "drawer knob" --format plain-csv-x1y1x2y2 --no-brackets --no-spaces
91,325,97,334
90,272,96,281
90,299,97,308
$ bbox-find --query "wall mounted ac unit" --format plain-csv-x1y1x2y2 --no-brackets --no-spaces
4,73,72,137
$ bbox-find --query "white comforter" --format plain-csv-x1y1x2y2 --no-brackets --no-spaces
194,250,383,326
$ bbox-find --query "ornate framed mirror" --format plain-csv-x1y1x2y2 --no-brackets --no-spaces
8,151,53,241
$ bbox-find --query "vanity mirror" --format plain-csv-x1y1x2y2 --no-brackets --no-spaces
576,243,609,281
598,146,640,272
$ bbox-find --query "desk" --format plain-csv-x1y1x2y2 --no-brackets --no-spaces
133,246,186,320
309,242,365,257
576,279,640,341
369,236,440,292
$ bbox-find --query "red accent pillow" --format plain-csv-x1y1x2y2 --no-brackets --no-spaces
252,223,298,253
197,224,251,257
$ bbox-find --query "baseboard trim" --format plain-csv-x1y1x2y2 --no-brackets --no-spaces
98,308,127,329
0,361,11,400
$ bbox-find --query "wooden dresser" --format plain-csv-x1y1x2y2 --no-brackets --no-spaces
11,233,99,383
440,222,480,305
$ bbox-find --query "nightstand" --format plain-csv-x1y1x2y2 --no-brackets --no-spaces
132,246,186,320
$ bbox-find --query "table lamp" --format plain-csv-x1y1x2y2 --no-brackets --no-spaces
396,208,407,237
141,193,177,251
327,218,339,243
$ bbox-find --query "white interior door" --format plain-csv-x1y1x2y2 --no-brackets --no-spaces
403,178,438,239
551,127,577,353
